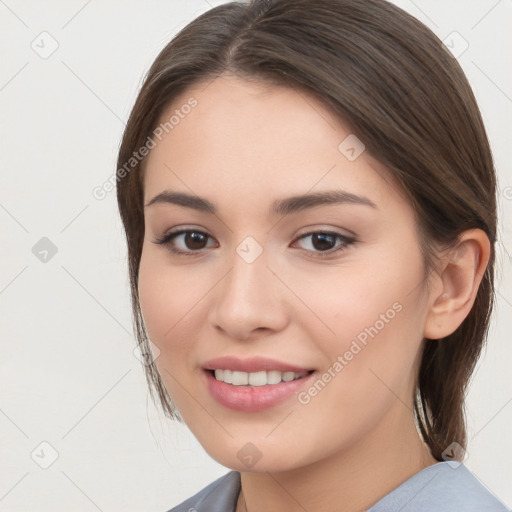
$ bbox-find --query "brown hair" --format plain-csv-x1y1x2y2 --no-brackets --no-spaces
116,0,496,461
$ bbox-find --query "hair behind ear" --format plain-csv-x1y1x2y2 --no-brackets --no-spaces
415,263,494,459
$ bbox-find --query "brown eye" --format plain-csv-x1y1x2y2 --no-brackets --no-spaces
153,229,217,255
184,231,209,250
310,233,337,251
293,231,356,257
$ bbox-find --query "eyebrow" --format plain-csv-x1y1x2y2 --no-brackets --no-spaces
145,190,216,212
271,189,377,215
144,189,377,215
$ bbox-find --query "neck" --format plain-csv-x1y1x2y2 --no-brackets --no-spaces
236,409,437,512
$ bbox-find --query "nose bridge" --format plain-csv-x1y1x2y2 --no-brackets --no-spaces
211,240,288,339
227,243,268,296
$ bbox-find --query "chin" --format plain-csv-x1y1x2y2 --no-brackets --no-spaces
197,438,314,474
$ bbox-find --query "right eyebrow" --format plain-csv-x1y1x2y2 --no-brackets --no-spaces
144,191,216,213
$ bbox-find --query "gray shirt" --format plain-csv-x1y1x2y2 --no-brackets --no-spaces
167,462,510,511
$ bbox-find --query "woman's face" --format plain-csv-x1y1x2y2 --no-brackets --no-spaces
138,74,435,471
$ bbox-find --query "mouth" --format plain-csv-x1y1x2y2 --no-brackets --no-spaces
202,356,317,412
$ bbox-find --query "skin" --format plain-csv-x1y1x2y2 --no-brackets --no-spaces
138,74,490,512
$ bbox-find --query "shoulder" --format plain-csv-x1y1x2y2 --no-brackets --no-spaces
369,462,510,512
164,471,241,512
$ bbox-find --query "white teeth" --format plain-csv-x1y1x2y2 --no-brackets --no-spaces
267,370,281,385
232,371,249,385
282,371,295,382
248,371,267,386
212,369,309,386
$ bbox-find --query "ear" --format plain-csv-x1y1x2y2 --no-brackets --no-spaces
423,229,491,340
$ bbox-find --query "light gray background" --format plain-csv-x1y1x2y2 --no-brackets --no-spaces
0,1,510,510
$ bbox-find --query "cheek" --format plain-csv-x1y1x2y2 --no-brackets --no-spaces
137,249,206,357
292,253,424,341
137,250,207,413
291,271,425,447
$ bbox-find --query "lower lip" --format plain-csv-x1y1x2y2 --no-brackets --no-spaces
203,370,316,412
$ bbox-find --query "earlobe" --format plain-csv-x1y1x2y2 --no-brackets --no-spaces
423,229,491,340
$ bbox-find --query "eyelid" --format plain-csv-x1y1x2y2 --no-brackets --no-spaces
155,225,213,242
294,229,354,241
293,223,357,239
152,227,218,254
291,230,357,256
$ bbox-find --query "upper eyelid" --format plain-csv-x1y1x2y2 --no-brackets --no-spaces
157,226,212,241
160,228,216,245
295,228,353,238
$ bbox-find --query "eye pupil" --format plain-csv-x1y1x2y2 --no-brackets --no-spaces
185,232,207,249
312,233,335,251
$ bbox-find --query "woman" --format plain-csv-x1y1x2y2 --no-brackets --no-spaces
116,0,510,510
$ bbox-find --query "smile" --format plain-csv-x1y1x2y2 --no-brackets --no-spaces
212,369,310,386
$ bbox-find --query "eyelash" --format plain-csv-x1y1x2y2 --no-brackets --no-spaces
152,228,357,259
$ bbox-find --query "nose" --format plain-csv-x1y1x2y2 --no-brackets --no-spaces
209,248,289,341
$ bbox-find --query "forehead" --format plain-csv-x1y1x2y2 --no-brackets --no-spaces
142,74,403,212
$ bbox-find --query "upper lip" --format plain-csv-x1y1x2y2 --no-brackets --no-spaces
203,356,314,373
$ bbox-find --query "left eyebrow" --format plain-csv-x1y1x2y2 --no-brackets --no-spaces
271,190,378,216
